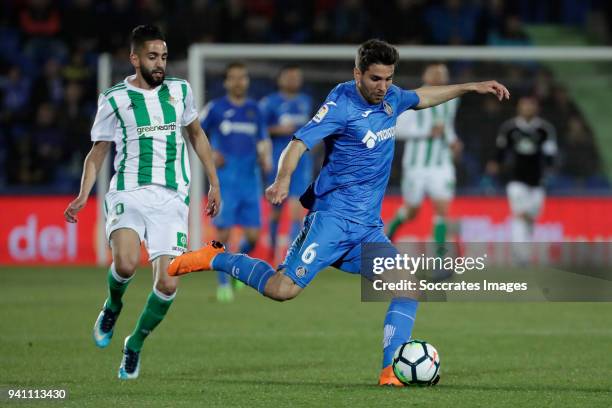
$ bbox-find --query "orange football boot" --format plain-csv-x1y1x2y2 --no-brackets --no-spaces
378,365,404,387
167,241,225,276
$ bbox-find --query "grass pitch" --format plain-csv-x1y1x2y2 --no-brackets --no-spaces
1,267,611,407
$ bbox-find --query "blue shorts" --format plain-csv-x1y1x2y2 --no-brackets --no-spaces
213,188,261,229
269,140,313,198
280,211,397,288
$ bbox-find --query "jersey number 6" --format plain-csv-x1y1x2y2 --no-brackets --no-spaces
301,243,319,265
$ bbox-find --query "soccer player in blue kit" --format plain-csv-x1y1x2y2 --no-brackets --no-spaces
170,40,509,385
200,62,271,302
259,65,313,260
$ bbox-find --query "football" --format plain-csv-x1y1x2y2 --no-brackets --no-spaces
392,340,441,386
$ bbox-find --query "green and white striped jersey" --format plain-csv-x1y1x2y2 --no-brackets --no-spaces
91,76,198,200
396,98,459,170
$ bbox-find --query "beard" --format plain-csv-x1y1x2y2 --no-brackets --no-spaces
141,66,165,87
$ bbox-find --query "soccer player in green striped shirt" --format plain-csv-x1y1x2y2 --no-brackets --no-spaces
387,64,462,255
64,25,220,379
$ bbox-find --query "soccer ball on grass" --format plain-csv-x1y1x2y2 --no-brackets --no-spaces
392,340,441,386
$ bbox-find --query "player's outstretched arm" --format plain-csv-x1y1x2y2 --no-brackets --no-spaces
185,120,221,217
64,141,111,223
415,81,510,109
265,139,307,205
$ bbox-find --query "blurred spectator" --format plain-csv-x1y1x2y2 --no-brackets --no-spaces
216,0,248,43
475,0,506,44
532,69,555,103
5,127,40,185
31,58,64,108
100,0,138,54
243,0,275,43
605,3,612,43
59,81,94,159
561,116,600,183
168,0,218,55
63,50,92,83
425,0,481,45
30,103,64,185
141,0,168,33
381,0,427,44
271,0,313,43
334,0,370,43
311,6,335,43
19,0,68,63
61,0,100,52
0,65,32,124
542,86,579,138
488,15,531,46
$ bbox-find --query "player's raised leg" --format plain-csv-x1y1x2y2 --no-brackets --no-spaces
93,228,139,348
169,239,301,301
120,255,177,379
169,211,346,302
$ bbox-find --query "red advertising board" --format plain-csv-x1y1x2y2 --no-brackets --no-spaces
1,195,611,265
0,196,98,265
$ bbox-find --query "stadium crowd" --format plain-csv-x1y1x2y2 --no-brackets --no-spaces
0,0,610,193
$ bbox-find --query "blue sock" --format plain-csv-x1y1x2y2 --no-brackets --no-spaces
382,297,419,368
212,253,275,294
239,239,255,254
217,270,229,286
289,221,302,243
269,219,279,251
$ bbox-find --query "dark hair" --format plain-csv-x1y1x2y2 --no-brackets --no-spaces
278,64,301,75
355,39,399,73
276,64,301,81
224,61,247,79
131,25,166,52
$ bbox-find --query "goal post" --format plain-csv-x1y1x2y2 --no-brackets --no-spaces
96,53,112,265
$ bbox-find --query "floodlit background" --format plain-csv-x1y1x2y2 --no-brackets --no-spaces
2,0,612,264
1,1,611,406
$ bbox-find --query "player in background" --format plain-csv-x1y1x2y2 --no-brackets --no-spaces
486,96,557,247
63,25,220,379
169,40,509,386
200,62,271,302
387,63,462,259
259,65,313,262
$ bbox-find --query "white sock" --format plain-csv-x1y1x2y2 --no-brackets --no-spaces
511,217,530,243
511,217,531,264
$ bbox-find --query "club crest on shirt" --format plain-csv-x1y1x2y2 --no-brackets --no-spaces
312,104,329,123
296,266,307,278
383,101,393,116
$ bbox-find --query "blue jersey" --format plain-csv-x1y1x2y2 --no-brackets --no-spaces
295,80,420,227
200,96,268,189
259,92,312,147
260,91,314,196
